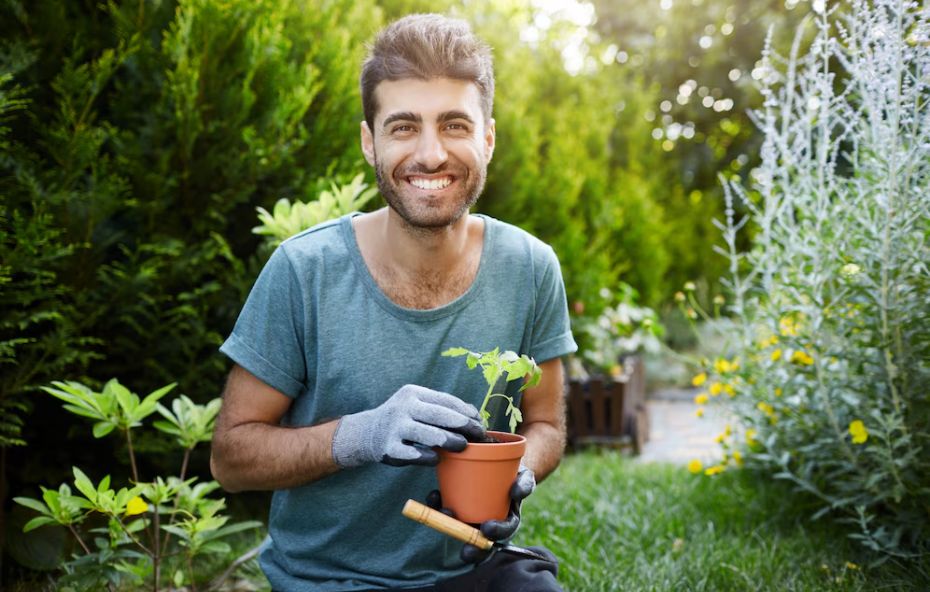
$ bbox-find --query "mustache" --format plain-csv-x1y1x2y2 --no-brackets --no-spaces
397,164,463,176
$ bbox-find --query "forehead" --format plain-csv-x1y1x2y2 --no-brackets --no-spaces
373,78,484,125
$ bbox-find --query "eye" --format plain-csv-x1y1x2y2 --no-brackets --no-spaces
391,124,416,134
445,123,470,132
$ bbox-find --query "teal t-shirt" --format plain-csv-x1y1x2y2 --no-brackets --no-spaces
220,213,577,591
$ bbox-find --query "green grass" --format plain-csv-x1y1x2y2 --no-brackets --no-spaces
516,450,930,592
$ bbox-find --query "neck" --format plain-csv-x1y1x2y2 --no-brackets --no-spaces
378,207,474,276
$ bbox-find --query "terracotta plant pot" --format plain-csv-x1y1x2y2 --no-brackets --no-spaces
436,431,526,524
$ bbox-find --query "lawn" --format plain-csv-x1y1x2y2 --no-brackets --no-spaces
516,450,930,592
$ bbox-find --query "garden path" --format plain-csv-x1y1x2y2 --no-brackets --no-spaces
635,387,732,465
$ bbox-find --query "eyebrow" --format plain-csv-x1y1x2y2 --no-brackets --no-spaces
381,110,476,130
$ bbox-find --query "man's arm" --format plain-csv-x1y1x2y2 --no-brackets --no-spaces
210,364,340,492
517,357,566,483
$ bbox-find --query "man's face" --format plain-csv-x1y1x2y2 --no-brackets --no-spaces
360,78,495,229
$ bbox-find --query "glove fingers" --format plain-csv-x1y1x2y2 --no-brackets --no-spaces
460,543,490,564
411,403,485,441
511,467,536,500
480,513,519,540
410,388,481,421
381,442,439,466
398,422,468,452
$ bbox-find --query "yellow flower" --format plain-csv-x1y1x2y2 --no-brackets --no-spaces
779,315,800,336
674,291,686,303
687,459,703,474
694,393,709,405
733,451,744,466
724,424,732,436
757,402,774,415
125,496,149,517
770,348,783,362
695,407,705,418
746,428,758,444
767,335,779,347
714,433,726,444
704,465,725,476
849,420,869,444
774,387,783,397
723,384,736,397
713,294,726,306
791,350,814,365
845,561,860,570
714,358,734,374
692,372,707,387
709,382,723,396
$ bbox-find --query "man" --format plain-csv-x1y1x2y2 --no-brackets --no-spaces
210,13,576,592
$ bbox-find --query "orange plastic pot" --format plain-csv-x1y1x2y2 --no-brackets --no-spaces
436,431,526,524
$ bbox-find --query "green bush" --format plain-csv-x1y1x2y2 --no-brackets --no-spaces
0,0,380,481
706,0,930,556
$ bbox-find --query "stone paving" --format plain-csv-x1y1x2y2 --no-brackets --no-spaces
635,387,734,465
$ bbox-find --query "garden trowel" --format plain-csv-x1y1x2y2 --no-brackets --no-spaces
402,499,554,563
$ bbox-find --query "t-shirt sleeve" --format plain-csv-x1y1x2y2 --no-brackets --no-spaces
529,245,578,364
219,245,307,398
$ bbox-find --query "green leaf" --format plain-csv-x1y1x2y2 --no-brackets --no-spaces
160,524,189,541
482,364,501,388
13,497,51,516
72,467,96,503
23,516,58,532
201,520,262,541
174,569,185,587
442,347,469,357
199,541,231,555
108,379,136,419
92,421,117,439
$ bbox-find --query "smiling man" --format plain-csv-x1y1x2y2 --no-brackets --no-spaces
210,14,576,592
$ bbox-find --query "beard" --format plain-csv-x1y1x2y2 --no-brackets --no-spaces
373,154,486,230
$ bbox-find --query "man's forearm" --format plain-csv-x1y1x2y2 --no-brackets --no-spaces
210,419,340,492
518,420,565,482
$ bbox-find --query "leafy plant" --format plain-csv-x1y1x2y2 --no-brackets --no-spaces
574,283,664,378
442,347,542,433
253,173,378,247
705,0,930,557
15,379,261,591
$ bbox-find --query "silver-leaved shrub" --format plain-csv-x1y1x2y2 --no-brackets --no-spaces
709,0,929,556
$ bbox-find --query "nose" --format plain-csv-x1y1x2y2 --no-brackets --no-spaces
413,128,448,171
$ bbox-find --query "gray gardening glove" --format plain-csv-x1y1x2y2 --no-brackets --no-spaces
426,463,536,564
332,385,486,468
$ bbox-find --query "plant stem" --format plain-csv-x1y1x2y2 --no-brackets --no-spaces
160,447,193,557
125,428,140,483
68,524,92,554
153,507,161,592
187,553,197,592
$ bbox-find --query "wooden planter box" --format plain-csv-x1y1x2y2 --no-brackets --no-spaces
566,356,649,454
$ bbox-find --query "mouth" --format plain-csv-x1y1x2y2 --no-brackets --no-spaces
405,174,456,192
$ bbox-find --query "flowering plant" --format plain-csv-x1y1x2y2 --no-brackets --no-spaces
574,284,664,378
703,0,930,557
14,379,260,590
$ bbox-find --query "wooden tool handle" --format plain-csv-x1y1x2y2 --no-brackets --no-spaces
402,499,494,551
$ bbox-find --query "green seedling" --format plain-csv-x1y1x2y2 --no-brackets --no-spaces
442,347,542,433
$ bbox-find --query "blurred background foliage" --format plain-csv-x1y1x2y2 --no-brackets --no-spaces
1,0,814,582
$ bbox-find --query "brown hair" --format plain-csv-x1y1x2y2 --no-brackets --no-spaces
360,14,494,129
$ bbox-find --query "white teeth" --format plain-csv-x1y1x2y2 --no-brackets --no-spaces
409,177,452,190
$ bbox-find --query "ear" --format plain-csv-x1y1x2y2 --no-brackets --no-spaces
360,120,375,167
484,118,496,164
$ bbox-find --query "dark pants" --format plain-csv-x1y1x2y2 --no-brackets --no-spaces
276,546,563,592
370,547,561,592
